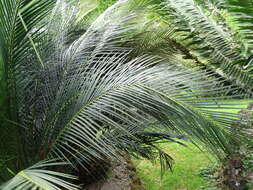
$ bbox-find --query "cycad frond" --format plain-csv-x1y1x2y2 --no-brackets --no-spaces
1,160,79,190
0,0,59,177
163,0,253,91
12,0,241,170
226,0,253,51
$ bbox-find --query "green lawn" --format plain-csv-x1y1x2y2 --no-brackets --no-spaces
134,99,253,190
134,143,214,190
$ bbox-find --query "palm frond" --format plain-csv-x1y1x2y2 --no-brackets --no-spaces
1,160,80,190
10,0,239,174
226,0,253,51
0,0,59,166
47,52,244,166
163,0,253,91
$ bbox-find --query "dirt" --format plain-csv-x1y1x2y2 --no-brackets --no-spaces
84,158,145,190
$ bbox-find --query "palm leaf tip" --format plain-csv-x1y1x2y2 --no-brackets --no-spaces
1,160,80,190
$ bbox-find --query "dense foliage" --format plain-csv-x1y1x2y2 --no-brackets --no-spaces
0,0,252,189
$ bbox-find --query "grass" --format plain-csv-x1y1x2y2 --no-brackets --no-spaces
134,143,215,190
134,99,253,190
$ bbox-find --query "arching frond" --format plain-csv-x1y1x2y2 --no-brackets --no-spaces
1,160,80,190
226,0,253,51
163,0,253,91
